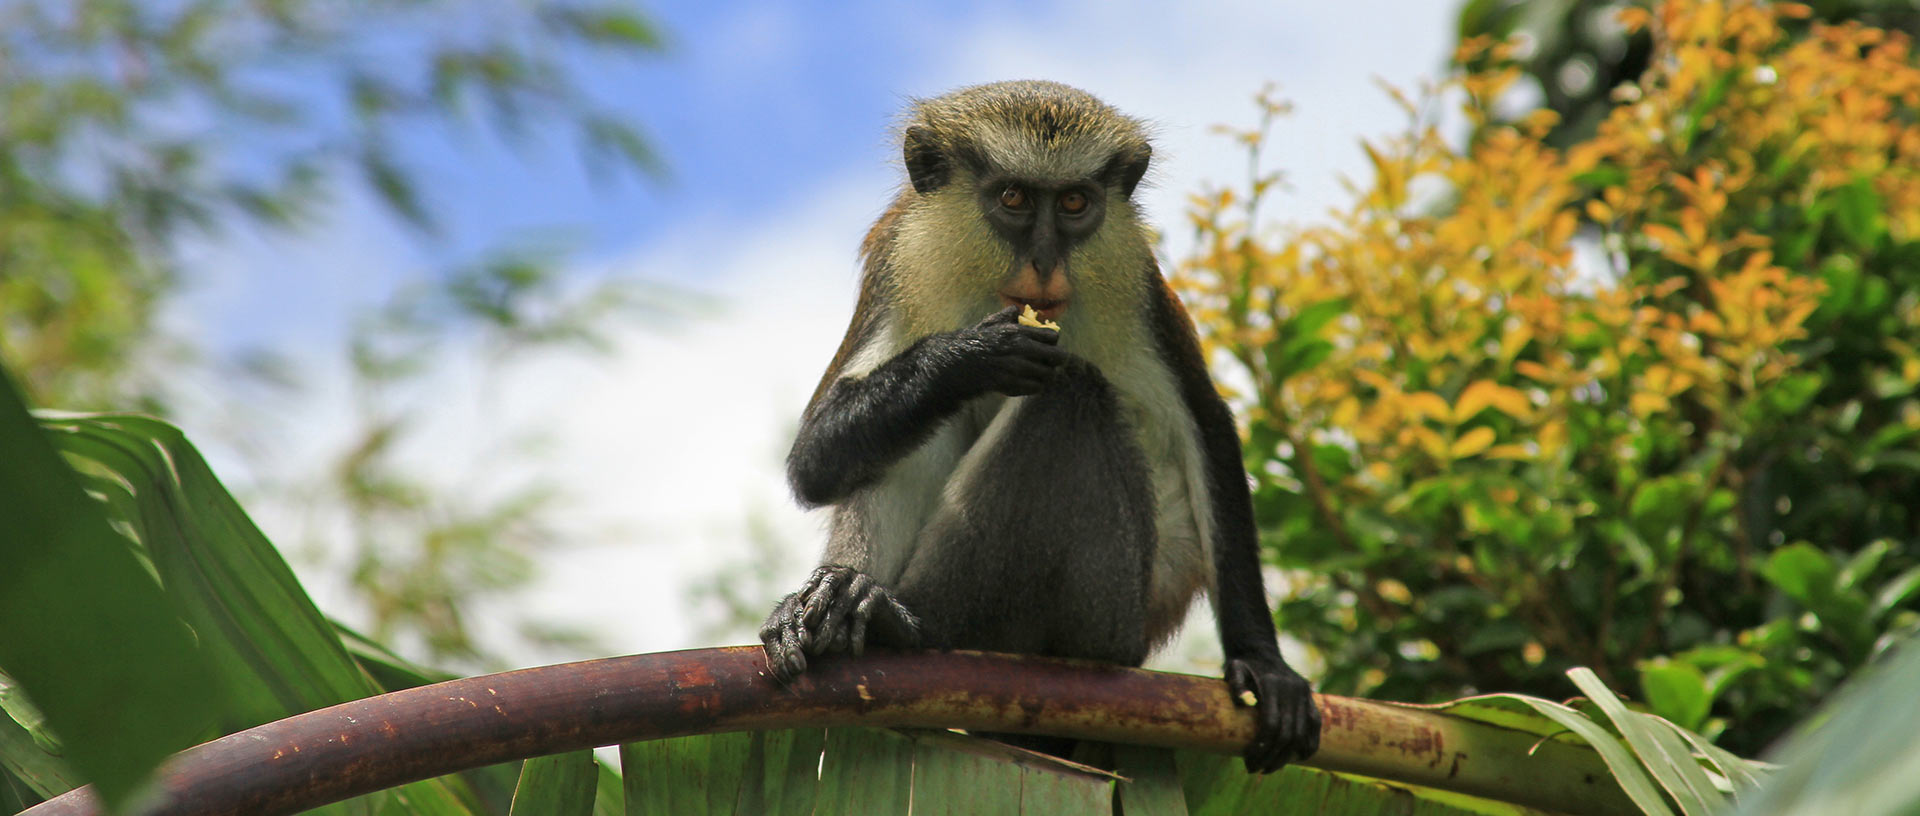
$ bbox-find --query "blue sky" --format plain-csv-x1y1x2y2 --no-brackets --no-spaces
172,0,1464,668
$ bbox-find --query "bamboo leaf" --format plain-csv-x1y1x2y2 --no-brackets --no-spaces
509,751,596,816
621,732,752,815
1653,718,1769,796
733,729,823,816
1512,696,1676,816
0,377,219,809
910,730,1117,814
1568,668,1722,815
1112,745,1189,816
816,728,913,815
31,412,481,815
0,678,84,798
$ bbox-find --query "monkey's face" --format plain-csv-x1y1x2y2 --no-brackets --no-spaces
895,167,1148,341
974,175,1107,324
891,83,1156,340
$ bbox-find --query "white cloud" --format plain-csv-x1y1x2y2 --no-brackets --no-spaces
504,174,894,658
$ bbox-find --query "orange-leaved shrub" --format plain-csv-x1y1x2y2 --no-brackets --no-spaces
1180,0,1920,753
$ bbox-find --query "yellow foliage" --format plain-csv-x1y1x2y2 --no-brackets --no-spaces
1175,0,1905,586
1450,427,1498,459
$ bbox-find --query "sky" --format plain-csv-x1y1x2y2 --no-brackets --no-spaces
167,0,1463,672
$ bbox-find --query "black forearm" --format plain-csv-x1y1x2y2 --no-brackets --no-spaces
786,334,971,507
1195,399,1285,662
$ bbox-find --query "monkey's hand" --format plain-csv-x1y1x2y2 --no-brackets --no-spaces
1227,655,1321,773
759,565,922,683
939,305,1069,397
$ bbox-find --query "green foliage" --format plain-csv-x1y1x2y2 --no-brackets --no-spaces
0,373,218,810
0,409,620,812
1,410,479,812
1180,0,1920,755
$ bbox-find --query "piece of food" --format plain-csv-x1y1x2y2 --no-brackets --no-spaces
1238,690,1259,707
1018,304,1061,331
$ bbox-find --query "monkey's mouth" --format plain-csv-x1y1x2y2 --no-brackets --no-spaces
1003,296,1067,322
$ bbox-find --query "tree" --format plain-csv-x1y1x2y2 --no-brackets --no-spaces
1180,0,1920,755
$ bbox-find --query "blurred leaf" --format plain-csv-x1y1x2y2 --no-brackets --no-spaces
1574,164,1629,189
1639,660,1712,732
543,8,663,49
1450,426,1497,458
1767,373,1823,415
1873,567,1920,620
1838,539,1892,592
1831,178,1885,251
583,115,666,182
1761,544,1840,610
362,147,434,232
1734,637,1920,816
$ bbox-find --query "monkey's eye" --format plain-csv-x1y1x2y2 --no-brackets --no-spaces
1060,191,1089,214
998,186,1028,209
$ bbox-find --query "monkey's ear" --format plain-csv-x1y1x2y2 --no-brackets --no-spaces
904,125,950,194
1107,143,1152,199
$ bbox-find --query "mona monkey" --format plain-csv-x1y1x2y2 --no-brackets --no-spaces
759,80,1320,772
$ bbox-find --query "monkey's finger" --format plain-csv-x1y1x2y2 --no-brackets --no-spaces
1016,325,1063,346
1299,698,1323,758
1229,663,1277,771
801,569,846,629
1013,336,1071,362
761,592,803,643
885,597,923,647
822,624,850,655
802,564,848,622
765,622,807,683
997,358,1056,383
812,573,871,655
1266,696,1292,771
848,611,868,656
799,565,837,596
781,624,809,677
852,590,882,649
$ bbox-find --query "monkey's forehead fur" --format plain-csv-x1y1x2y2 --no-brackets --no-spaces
905,80,1153,183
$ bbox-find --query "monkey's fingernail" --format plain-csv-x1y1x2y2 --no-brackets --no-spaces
1238,690,1259,706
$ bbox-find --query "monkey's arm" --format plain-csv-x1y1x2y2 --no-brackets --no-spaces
786,305,1065,506
1151,281,1321,773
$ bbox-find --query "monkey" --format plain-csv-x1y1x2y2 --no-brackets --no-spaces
759,80,1320,773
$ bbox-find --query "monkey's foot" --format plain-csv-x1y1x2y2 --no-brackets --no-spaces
1227,656,1321,773
758,565,921,683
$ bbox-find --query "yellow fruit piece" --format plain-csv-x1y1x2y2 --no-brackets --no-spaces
1018,304,1060,331
1238,690,1258,707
